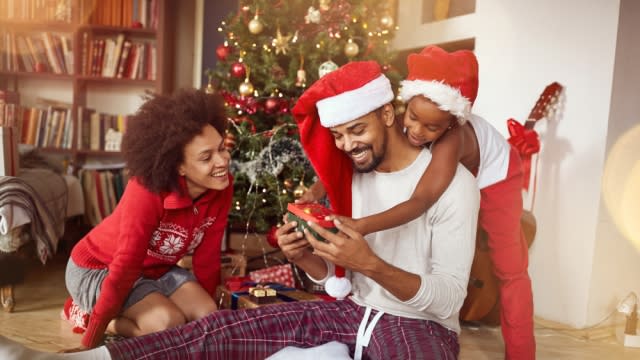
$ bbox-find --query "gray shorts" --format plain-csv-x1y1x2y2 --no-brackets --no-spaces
65,258,196,313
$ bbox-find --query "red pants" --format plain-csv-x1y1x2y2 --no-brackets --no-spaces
479,147,535,360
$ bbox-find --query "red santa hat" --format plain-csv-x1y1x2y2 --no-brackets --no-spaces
292,61,394,299
400,45,478,124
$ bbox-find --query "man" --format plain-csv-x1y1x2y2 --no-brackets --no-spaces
0,61,478,360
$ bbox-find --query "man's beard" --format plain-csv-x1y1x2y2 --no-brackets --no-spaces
350,145,384,173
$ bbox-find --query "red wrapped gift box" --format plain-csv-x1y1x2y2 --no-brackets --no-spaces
286,203,338,242
249,263,295,288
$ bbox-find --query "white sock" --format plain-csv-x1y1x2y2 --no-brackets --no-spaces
0,335,111,360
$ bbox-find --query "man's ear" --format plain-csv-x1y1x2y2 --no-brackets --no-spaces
381,103,396,127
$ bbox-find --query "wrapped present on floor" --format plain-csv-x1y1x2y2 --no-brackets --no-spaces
177,252,247,283
248,284,278,304
249,263,295,288
216,282,323,310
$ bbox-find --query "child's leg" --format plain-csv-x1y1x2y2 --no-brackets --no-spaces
479,148,535,360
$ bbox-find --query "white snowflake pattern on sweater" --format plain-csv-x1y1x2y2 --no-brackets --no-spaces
146,218,217,261
188,217,216,252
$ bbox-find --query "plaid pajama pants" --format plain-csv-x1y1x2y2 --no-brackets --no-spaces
106,299,459,360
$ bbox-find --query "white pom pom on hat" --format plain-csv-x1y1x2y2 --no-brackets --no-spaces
324,275,352,300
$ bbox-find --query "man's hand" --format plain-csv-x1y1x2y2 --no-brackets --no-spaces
305,219,379,273
307,219,422,302
275,217,310,263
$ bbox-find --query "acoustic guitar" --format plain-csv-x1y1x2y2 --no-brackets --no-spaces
459,82,564,324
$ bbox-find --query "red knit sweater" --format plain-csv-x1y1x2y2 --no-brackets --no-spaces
70,176,233,348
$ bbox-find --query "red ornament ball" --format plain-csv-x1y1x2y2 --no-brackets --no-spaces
266,225,279,248
230,62,246,78
264,98,279,113
216,44,232,61
223,132,236,151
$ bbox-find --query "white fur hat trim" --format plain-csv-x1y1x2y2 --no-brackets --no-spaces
317,75,394,128
399,79,471,123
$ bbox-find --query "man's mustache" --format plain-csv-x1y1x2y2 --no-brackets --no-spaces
349,145,371,157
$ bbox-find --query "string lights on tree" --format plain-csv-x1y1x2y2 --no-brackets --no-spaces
209,0,401,234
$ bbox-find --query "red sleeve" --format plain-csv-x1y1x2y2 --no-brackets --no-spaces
82,179,164,348
192,175,234,297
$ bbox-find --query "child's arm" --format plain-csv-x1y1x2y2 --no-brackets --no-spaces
295,180,327,204
355,127,464,235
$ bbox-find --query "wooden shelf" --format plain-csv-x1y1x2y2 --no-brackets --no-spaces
78,24,156,37
75,76,156,86
2,0,173,172
76,150,123,157
0,20,76,32
36,147,74,154
0,71,74,80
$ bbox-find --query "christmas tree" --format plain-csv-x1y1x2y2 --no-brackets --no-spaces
208,0,400,235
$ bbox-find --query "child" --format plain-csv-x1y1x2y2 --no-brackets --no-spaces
301,46,535,360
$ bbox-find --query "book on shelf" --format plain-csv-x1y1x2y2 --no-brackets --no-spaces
79,166,128,226
76,106,128,152
16,98,73,149
0,89,20,176
0,31,73,74
0,0,74,23
81,33,156,80
87,0,158,28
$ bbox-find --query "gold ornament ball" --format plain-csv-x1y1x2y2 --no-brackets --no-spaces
283,178,294,190
205,81,215,94
319,0,331,11
344,41,359,58
238,80,254,96
248,17,264,34
380,14,394,28
293,182,308,199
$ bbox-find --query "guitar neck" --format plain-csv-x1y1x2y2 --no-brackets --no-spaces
524,119,537,130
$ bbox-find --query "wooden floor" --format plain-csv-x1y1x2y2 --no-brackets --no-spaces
1,253,640,359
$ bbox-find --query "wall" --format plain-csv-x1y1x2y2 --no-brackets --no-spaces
589,0,640,326
393,0,638,328
200,0,238,87
173,0,197,89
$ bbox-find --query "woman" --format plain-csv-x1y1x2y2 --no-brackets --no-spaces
65,89,233,349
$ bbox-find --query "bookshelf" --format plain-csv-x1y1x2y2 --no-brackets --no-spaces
0,0,174,171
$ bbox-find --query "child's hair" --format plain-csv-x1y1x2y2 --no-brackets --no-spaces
122,88,227,194
405,94,468,126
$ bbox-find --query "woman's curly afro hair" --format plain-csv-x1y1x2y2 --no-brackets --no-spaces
122,88,227,194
